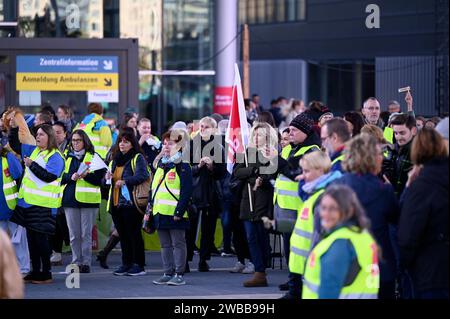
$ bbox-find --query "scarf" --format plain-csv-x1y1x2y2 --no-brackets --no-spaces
161,152,182,165
73,149,86,161
114,149,137,167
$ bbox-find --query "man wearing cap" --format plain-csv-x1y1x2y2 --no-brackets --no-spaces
272,113,321,295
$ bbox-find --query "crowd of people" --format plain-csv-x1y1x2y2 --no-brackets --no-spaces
0,90,448,299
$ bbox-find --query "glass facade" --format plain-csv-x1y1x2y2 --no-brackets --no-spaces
0,0,215,134
239,0,306,25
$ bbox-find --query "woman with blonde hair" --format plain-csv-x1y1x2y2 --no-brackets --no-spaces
281,150,342,299
232,122,279,287
335,133,399,299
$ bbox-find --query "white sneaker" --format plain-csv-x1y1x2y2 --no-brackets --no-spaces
242,262,255,274
50,252,62,264
230,261,245,273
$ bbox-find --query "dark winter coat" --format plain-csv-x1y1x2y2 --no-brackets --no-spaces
232,147,277,221
106,152,150,211
190,134,227,211
335,173,400,283
398,158,449,293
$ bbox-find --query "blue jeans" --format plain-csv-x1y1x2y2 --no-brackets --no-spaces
243,220,270,272
220,202,232,252
416,289,449,299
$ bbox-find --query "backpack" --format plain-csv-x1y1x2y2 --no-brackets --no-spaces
130,154,152,215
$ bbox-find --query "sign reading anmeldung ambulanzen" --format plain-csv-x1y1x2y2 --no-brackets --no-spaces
16,55,119,91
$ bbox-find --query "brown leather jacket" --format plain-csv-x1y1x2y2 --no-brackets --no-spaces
0,229,24,299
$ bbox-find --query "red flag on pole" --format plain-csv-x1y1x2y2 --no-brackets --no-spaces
226,64,250,174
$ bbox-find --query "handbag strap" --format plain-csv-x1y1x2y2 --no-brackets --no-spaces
150,170,168,207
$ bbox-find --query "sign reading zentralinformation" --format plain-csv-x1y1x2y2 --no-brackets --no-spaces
16,55,119,91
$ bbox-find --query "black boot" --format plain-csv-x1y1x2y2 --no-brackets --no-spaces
96,235,120,269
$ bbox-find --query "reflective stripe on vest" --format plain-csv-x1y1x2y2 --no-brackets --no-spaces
273,144,320,211
302,226,380,299
2,157,18,210
65,153,101,204
289,189,324,275
331,154,345,166
151,166,188,218
18,148,64,209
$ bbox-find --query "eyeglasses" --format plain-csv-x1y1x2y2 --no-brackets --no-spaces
71,139,83,143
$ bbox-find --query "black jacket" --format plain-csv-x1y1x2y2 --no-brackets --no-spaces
277,132,321,181
61,152,106,208
232,147,277,221
384,140,413,197
190,134,227,211
398,157,449,293
106,153,150,211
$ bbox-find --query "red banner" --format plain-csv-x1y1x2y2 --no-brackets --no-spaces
213,86,233,115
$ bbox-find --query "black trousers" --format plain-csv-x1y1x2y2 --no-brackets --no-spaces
229,202,250,264
27,228,52,274
51,208,70,253
111,206,145,268
187,208,218,262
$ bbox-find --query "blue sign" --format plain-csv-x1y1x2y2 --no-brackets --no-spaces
17,55,119,73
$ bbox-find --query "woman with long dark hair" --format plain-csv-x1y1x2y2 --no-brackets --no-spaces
61,129,106,273
105,130,149,276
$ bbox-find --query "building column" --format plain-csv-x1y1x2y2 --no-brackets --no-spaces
213,0,238,115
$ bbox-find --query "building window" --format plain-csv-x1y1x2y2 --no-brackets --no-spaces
239,0,306,24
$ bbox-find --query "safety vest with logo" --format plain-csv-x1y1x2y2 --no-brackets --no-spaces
18,148,64,209
75,115,109,159
383,127,394,144
289,189,324,275
273,144,320,211
302,226,380,299
2,157,19,210
151,166,188,218
64,152,101,204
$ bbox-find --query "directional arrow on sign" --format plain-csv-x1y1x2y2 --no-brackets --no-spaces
104,78,112,86
103,60,113,70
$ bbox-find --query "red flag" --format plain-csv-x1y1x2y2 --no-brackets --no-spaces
225,64,250,174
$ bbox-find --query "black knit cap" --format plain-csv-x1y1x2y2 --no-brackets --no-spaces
289,113,314,135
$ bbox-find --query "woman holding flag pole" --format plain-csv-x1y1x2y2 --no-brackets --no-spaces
61,129,107,273
227,64,278,286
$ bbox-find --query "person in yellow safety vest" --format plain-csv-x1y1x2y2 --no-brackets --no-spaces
151,130,192,286
10,124,65,285
61,129,107,274
105,130,149,276
0,141,30,275
74,103,112,160
320,118,351,173
302,184,380,299
272,113,320,291
281,151,342,299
